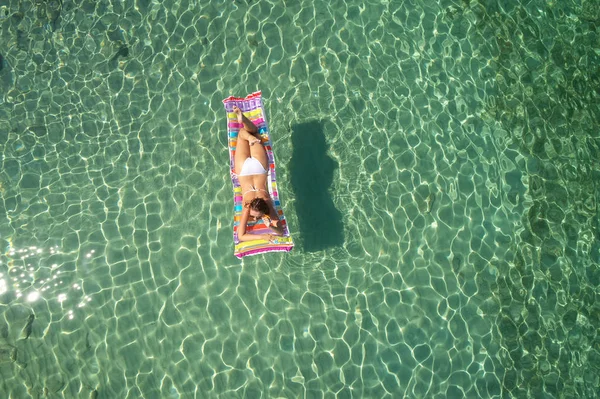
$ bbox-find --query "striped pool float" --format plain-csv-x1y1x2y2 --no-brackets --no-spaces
223,91,294,258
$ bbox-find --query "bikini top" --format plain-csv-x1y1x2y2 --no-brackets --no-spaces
242,184,268,198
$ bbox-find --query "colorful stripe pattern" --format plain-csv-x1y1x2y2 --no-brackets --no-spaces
223,91,294,258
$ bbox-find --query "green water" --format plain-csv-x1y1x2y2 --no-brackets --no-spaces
0,0,599,397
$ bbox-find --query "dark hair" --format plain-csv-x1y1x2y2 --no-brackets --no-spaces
249,198,269,215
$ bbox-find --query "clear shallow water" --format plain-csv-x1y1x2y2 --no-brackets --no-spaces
0,0,599,397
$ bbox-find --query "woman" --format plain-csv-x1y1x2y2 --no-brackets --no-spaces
233,106,283,242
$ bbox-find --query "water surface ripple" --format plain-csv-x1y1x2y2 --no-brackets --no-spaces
0,0,599,397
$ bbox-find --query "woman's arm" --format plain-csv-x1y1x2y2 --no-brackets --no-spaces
263,200,284,235
237,206,255,242
237,205,276,242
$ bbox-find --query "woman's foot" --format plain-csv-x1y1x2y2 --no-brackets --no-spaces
233,105,259,134
233,106,243,123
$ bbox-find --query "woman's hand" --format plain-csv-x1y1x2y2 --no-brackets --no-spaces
262,216,278,227
262,216,282,233
262,234,279,243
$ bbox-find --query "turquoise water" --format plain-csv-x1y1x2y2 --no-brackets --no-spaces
0,0,599,397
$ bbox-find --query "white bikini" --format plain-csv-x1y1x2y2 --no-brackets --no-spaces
243,185,269,197
238,157,269,198
238,157,267,177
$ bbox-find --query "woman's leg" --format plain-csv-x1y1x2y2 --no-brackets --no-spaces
233,106,267,172
249,136,268,171
234,129,257,175
233,106,258,134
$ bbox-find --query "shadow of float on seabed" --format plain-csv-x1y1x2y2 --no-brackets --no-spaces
289,120,344,252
